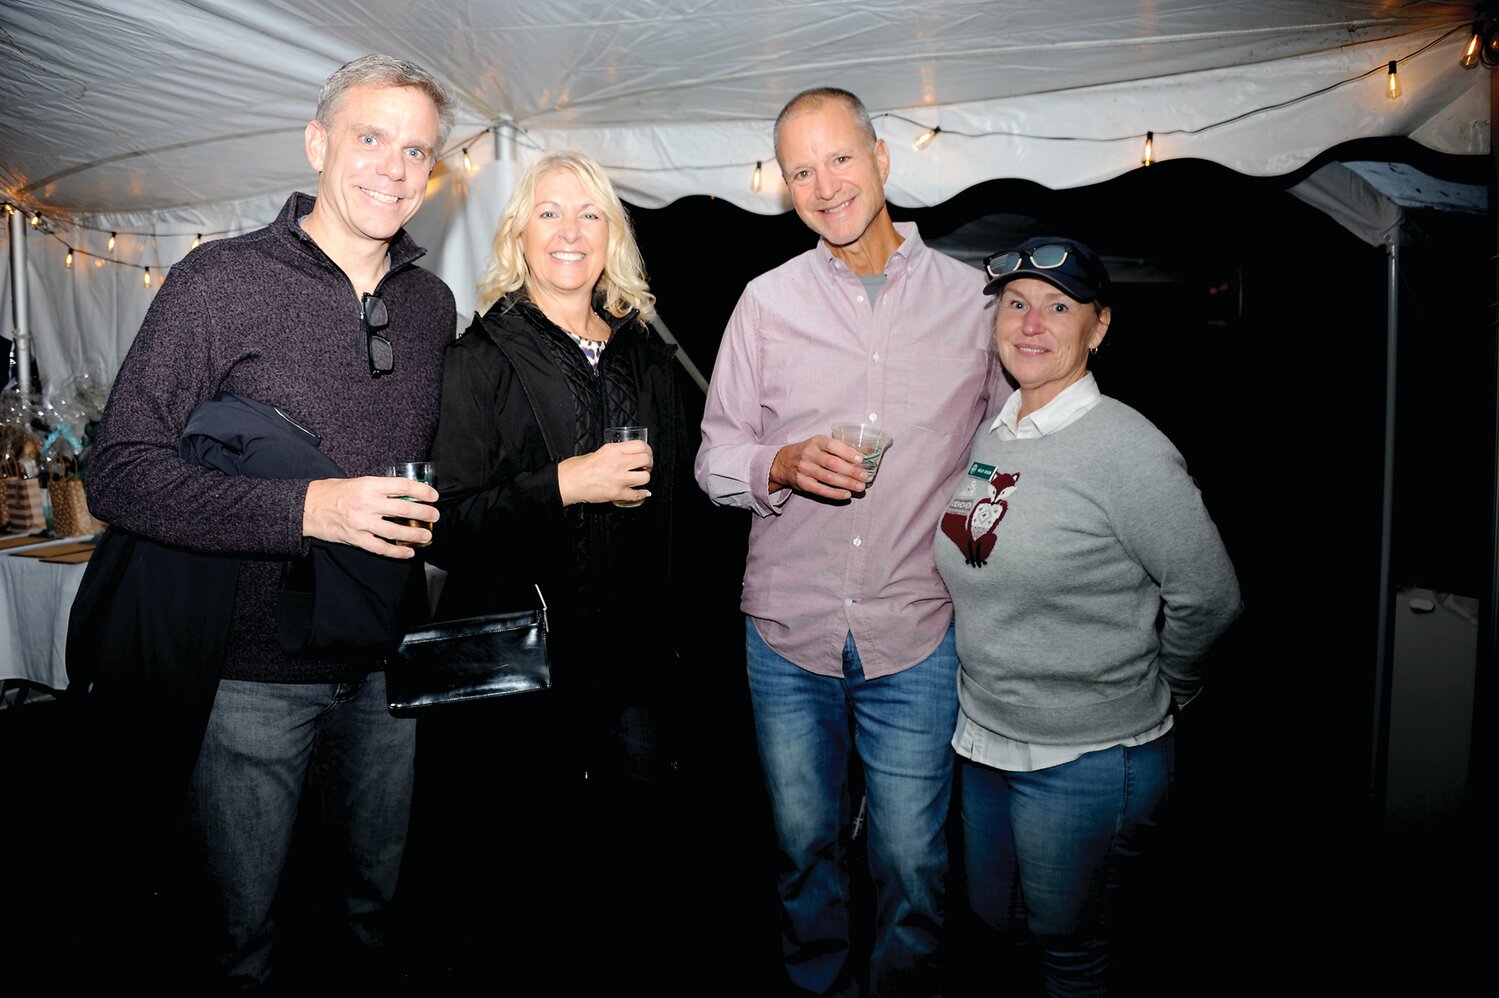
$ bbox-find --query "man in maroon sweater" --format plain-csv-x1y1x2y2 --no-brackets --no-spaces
83,53,457,987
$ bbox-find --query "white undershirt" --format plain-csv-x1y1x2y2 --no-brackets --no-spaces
953,373,1174,772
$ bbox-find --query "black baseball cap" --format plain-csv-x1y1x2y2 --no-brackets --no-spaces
982,236,1111,304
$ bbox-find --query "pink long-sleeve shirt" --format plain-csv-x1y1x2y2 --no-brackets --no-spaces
696,223,1006,678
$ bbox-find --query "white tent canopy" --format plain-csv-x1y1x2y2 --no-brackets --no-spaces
1,0,1491,396
1289,158,1488,247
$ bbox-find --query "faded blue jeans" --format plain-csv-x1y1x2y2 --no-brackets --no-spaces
746,619,959,998
188,672,416,987
959,734,1174,997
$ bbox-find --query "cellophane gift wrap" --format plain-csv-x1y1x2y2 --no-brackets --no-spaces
37,378,110,536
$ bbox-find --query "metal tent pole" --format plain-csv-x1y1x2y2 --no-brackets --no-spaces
7,207,33,395
1370,237,1400,810
1478,60,1497,829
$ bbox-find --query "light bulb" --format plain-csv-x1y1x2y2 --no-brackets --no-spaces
108,232,117,252
1386,61,1402,100
29,212,40,228
1142,131,1154,166
913,126,940,150
752,161,763,193
1462,28,1482,69
143,267,152,289
462,147,473,173
192,234,202,249
65,247,74,269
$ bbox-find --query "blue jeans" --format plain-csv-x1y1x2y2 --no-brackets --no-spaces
188,672,416,986
959,734,1174,997
746,619,958,997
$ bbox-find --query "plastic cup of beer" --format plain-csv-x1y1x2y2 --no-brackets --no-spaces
385,461,434,546
604,426,648,508
831,423,893,485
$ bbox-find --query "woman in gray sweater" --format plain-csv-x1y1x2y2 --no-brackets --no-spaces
934,237,1241,995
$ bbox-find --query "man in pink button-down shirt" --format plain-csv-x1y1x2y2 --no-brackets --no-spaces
696,88,1004,997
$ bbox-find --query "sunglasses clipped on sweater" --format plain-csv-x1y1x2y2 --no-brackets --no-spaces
362,292,393,378
982,243,1074,284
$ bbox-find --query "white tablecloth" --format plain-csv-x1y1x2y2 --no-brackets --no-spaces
0,535,91,691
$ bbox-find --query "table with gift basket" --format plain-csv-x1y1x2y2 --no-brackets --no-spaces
1,392,106,697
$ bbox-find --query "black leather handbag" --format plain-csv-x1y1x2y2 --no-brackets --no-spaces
386,586,550,715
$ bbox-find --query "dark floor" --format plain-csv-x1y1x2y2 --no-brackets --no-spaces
1,669,1475,996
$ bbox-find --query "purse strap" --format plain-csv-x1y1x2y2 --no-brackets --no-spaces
534,583,549,632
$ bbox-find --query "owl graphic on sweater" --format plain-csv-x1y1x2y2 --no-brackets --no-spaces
940,464,1019,567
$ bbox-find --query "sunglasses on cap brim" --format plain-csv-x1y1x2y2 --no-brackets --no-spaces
982,243,1074,284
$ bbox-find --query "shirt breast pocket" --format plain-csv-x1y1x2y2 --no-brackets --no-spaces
892,348,992,435
759,333,866,435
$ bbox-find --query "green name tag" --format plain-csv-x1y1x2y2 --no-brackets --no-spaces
968,461,995,480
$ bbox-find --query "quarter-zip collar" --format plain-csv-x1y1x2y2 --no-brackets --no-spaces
283,191,428,292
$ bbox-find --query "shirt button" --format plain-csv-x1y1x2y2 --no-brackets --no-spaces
872,352,881,362
867,412,878,422
845,598,855,606
852,537,862,547
855,295,865,303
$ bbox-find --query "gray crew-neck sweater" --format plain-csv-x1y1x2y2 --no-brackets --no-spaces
934,397,1241,745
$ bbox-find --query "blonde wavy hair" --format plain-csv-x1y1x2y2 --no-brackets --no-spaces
475,151,656,323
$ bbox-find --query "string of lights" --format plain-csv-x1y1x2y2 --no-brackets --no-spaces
2,16,1488,290
874,22,1471,165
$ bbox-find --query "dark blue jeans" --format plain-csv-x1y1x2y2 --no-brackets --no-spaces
959,734,1174,997
746,619,959,997
187,672,416,986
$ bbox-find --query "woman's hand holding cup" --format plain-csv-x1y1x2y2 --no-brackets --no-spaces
557,427,652,507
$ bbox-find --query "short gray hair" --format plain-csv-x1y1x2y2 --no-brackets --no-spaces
316,53,458,150
773,87,877,163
